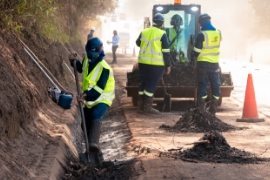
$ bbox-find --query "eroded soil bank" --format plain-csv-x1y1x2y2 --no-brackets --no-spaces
0,28,86,179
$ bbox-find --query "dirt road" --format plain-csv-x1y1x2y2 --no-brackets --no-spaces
108,53,270,180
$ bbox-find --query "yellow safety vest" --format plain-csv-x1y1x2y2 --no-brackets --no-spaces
195,30,221,63
82,56,115,108
138,27,170,66
168,28,184,50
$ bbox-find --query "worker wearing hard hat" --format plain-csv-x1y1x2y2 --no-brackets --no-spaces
69,37,115,164
135,13,171,114
193,13,222,115
87,27,95,41
166,14,187,64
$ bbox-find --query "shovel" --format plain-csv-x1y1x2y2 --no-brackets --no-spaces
161,77,171,112
73,60,90,163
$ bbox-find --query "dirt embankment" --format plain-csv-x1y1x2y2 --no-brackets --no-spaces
0,28,85,179
0,28,84,138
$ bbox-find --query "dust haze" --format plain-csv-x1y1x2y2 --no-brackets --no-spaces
114,0,269,64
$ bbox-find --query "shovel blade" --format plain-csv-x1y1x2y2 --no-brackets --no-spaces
79,153,88,163
162,94,171,112
89,151,103,166
79,152,103,166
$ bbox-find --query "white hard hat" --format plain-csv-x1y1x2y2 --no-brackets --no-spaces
91,27,95,31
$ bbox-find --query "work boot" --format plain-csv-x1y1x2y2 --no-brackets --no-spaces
88,119,103,165
79,152,88,163
143,95,159,114
97,151,104,163
209,96,218,115
137,95,144,113
198,97,206,110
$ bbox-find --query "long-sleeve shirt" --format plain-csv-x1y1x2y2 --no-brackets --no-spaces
136,32,171,67
71,52,109,101
194,33,204,58
194,31,220,69
112,35,119,46
87,33,94,41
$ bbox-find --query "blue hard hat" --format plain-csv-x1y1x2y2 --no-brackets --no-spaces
153,13,164,26
198,13,211,24
85,37,103,58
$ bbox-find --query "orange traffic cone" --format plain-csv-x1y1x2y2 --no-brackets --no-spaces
237,74,264,122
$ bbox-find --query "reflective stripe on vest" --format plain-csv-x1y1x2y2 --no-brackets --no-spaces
138,27,165,66
82,57,115,108
84,91,115,106
197,30,221,63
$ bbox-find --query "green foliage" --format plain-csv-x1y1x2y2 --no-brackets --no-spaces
0,0,115,42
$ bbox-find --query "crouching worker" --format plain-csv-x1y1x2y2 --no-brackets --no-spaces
69,37,115,164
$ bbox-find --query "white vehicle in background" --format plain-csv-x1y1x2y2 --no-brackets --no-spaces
110,14,117,22
118,31,130,53
100,13,139,54
123,22,129,29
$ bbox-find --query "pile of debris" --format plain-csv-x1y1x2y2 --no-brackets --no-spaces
63,160,134,180
127,65,196,86
160,108,245,132
168,132,267,164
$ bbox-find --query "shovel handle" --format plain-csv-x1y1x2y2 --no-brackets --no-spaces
161,77,168,95
73,60,90,162
161,77,165,86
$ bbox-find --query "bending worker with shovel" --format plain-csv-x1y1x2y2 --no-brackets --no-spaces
69,37,115,164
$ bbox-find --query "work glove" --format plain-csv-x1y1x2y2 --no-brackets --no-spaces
69,52,77,64
164,67,171,75
77,93,87,102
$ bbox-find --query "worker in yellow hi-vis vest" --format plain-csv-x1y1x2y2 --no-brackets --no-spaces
135,13,171,114
69,37,115,164
193,13,222,115
166,14,187,64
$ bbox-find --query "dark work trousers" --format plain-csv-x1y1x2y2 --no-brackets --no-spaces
196,63,221,98
112,45,118,63
138,63,165,96
82,103,109,134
